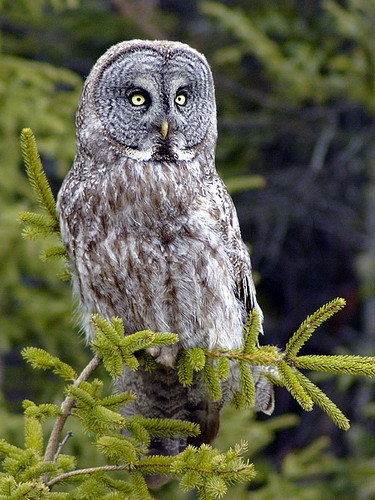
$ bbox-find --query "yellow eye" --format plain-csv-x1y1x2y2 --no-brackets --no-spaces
175,93,186,106
130,93,146,106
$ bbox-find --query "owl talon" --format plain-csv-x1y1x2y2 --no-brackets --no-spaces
147,346,161,358
146,344,179,368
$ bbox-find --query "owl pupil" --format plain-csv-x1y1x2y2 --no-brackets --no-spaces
175,94,186,106
130,93,146,106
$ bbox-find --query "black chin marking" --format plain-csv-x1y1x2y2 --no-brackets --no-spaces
152,140,178,161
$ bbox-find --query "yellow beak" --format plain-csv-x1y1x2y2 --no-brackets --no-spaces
161,120,169,140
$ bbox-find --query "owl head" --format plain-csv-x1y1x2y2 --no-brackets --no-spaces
77,40,217,163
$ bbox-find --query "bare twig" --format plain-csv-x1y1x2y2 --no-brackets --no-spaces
46,457,250,488
53,431,73,462
44,355,102,464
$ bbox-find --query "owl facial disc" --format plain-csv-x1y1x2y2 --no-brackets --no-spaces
92,41,216,161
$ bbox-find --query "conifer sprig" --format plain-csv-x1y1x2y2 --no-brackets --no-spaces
285,297,346,359
18,128,68,273
177,299,375,427
293,371,350,430
242,308,261,354
45,442,255,497
90,314,179,377
10,128,375,497
19,128,59,232
21,347,77,381
295,355,375,375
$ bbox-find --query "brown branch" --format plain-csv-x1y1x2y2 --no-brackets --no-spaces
47,464,135,488
205,349,282,366
47,458,250,488
43,355,102,464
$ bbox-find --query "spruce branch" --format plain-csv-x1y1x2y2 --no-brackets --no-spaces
43,355,102,463
294,371,350,430
90,314,178,378
20,128,59,229
125,417,200,439
130,470,151,500
177,351,195,387
277,361,314,411
95,435,138,465
199,303,375,428
40,246,67,262
22,348,77,381
15,129,375,494
45,443,254,494
294,355,375,376
242,308,261,354
18,128,68,275
238,361,256,408
285,297,346,359
202,360,222,401
18,212,58,234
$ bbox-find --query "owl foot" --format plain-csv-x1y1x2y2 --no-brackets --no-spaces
146,344,179,368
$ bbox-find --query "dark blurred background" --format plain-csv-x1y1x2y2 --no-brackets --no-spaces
1,1,375,498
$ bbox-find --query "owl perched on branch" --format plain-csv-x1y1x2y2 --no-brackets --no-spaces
57,40,274,485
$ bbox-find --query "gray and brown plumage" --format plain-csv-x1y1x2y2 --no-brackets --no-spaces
57,40,274,482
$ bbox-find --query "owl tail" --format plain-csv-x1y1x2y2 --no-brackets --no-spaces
144,403,221,488
253,366,276,416
117,366,222,488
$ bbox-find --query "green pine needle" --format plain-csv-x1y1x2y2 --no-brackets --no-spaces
91,315,123,345
22,401,61,419
130,471,151,500
242,309,261,354
147,332,179,349
186,348,206,371
21,226,58,240
99,392,136,411
90,316,179,377
24,416,43,454
18,212,57,231
205,476,228,498
177,351,195,387
277,361,313,411
285,298,346,359
21,347,77,381
139,351,159,372
295,355,375,376
238,361,255,408
95,435,138,465
216,357,230,381
79,379,103,399
67,386,96,408
230,391,246,410
202,361,222,401
40,245,67,262
131,417,200,438
57,269,71,282
294,371,350,430
20,128,58,226
124,420,151,447
0,440,24,460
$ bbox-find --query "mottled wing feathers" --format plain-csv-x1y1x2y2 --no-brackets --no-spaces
210,174,260,321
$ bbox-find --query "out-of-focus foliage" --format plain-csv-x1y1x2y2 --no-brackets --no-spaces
203,0,375,108
0,2,84,392
1,0,375,498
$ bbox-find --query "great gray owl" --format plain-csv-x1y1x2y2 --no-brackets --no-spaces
57,39,274,485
